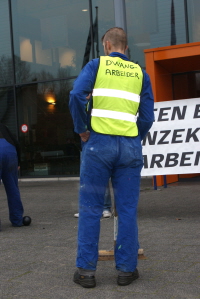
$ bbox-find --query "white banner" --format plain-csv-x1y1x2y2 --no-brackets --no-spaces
141,98,200,176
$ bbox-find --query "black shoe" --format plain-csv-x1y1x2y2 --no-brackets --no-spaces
117,268,139,286
23,216,32,226
73,270,96,288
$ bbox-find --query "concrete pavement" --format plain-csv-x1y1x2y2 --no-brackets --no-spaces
0,176,200,298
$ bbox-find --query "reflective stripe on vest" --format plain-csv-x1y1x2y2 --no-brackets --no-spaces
91,109,137,123
92,88,140,103
91,56,143,136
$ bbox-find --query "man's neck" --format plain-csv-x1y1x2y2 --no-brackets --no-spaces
109,49,125,55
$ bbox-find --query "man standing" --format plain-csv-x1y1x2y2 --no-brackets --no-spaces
69,27,154,288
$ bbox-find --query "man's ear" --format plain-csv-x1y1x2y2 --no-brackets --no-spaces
106,40,112,51
125,45,128,51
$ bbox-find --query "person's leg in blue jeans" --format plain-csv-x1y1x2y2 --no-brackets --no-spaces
74,153,112,218
76,133,112,272
0,141,24,226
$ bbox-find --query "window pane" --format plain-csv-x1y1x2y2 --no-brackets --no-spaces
17,79,81,176
187,0,200,43
11,0,114,84
90,0,115,57
126,0,187,68
0,0,13,86
0,86,17,135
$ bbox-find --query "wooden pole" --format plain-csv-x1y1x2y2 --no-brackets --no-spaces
98,204,147,260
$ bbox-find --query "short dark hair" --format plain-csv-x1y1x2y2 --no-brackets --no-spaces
101,27,127,50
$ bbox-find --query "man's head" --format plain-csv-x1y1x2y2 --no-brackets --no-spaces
101,27,128,55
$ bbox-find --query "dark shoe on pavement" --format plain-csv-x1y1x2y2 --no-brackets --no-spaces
117,268,139,286
73,270,96,288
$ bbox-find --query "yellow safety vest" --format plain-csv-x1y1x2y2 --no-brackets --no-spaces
91,56,143,136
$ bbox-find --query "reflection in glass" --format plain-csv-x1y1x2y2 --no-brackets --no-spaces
11,0,114,84
187,0,200,43
11,0,90,83
0,0,13,86
82,0,115,67
0,87,17,136
17,79,81,176
125,0,187,68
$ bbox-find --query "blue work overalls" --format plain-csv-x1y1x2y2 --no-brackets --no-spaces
77,132,143,272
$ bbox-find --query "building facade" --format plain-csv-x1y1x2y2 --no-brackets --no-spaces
0,0,199,177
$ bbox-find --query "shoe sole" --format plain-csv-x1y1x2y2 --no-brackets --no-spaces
117,270,139,286
73,277,96,288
